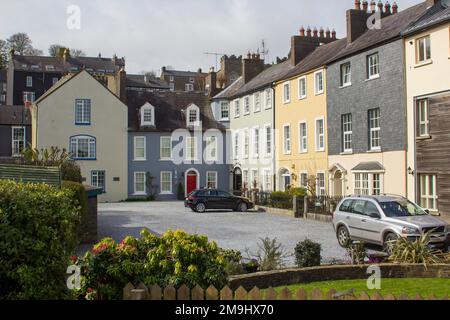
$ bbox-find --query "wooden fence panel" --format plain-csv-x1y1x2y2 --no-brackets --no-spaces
295,288,307,300
265,288,277,300
358,292,370,300
177,285,190,300
123,283,134,300
310,288,322,300
234,287,248,300
248,287,261,300
279,288,292,300
164,285,176,301
206,285,219,300
149,285,162,301
191,285,204,301
220,286,233,301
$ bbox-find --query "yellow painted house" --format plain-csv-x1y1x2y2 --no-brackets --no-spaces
275,39,346,195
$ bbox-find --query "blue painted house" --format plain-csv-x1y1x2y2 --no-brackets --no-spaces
127,90,231,200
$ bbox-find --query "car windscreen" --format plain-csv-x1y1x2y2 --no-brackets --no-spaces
379,200,428,218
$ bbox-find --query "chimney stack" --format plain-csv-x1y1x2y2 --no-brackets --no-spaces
205,66,218,97
370,0,376,12
355,0,361,10
306,27,312,37
242,53,265,84
346,3,372,44
299,26,305,37
63,48,70,62
362,0,369,11
392,2,398,13
326,28,331,38
385,2,391,14
377,0,384,12
319,27,325,38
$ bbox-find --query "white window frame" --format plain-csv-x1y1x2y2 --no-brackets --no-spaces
134,136,146,161
315,117,325,152
369,108,381,151
263,169,272,191
264,124,272,157
70,135,96,160
26,76,32,87
140,103,155,127
75,99,91,125
416,35,431,64
253,92,261,113
160,171,173,194
234,131,240,160
243,96,250,115
251,169,259,189
134,172,146,195
206,171,218,189
169,82,175,91
186,137,198,161
298,76,307,99
342,113,353,153
52,77,59,86
252,127,260,158
314,70,324,95
186,104,200,127
234,99,240,118
419,174,437,211
300,172,308,188
367,53,380,79
205,136,218,162
283,124,291,155
91,170,106,193
220,101,229,121
243,170,249,189
282,81,291,104
299,121,308,153
23,91,35,103
160,136,172,160
244,129,250,159
265,88,272,109
340,63,351,87
185,83,194,92
354,172,384,196
417,99,429,137
11,126,25,157
316,172,326,196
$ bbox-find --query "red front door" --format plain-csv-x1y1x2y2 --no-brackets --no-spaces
187,174,197,195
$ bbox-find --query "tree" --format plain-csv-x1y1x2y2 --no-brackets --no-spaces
48,44,65,57
7,32,42,56
0,39,7,69
71,49,86,57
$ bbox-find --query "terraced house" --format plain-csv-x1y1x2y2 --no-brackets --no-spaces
327,1,429,197
275,27,343,194
403,0,450,221
215,53,288,193
127,91,229,200
31,70,128,202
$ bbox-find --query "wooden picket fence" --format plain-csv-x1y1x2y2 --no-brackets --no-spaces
123,282,449,301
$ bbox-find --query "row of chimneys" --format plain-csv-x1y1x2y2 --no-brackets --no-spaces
299,26,337,39
353,0,398,14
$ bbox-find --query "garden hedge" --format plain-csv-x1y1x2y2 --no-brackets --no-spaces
0,180,81,299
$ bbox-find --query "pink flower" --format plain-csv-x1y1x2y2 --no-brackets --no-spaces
70,255,78,263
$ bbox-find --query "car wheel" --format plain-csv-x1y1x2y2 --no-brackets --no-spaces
383,233,398,254
238,202,248,212
195,203,206,213
337,226,350,248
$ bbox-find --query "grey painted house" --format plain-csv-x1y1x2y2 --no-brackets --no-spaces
0,105,31,159
127,91,230,200
326,1,429,197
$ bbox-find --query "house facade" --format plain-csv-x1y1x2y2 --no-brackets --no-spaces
7,50,126,105
127,91,230,200
160,67,207,93
275,36,345,195
31,70,128,202
0,105,31,159
403,0,450,221
327,1,428,197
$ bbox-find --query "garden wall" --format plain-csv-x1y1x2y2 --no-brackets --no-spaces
228,264,450,290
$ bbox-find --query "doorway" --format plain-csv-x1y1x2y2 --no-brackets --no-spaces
233,167,242,193
186,170,198,195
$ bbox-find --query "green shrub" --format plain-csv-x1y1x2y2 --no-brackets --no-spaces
269,191,293,209
76,229,228,300
0,180,81,299
295,239,322,268
219,249,244,275
248,237,289,271
345,240,368,265
287,187,307,197
61,162,82,183
62,181,89,241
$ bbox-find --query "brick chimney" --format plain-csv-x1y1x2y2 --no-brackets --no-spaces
392,2,398,13
290,25,337,66
205,66,219,97
63,48,71,62
242,53,265,84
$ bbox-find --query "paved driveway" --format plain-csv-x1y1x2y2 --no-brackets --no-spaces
97,201,348,266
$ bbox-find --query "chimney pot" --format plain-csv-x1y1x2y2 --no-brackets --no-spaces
198,68,202,73
209,66,215,72
247,51,251,59
385,1,391,14
392,2,398,13
355,0,361,10
299,26,305,37
370,0,376,12
331,29,336,39
362,0,369,11
313,27,318,37
325,28,331,38
377,0,383,12
319,27,325,38
306,26,312,37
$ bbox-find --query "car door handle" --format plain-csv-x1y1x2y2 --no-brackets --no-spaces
361,219,367,223
346,216,350,220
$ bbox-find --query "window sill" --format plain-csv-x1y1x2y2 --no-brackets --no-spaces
75,123,91,126
367,149,381,153
73,158,97,161
160,192,174,195
299,151,308,154
159,158,172,162
283,101,291,105
133,192,147,196
315,149,326,153
133,159,147,162
414,60,433,68
298,96,307,100
314,92,324,96
220,118,229,122
253,109,261,113
340,151,353,155
416,135,431,140
365,75,380,81
339,84,352,89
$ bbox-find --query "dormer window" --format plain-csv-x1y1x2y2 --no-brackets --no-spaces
186,104,200,127
140,102,155,127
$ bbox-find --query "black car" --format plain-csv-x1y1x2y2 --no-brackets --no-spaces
184,189,254,213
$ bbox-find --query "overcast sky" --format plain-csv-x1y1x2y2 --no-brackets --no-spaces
0,0,423,74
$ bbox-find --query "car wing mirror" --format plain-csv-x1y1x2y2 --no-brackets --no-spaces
369,212,381,219
424,209,430,215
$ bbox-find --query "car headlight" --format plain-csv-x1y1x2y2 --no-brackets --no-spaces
402,227,419,235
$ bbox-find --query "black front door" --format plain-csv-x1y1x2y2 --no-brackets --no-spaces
233,168,242,195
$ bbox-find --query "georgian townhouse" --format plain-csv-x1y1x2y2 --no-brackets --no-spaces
7,49,126,105
214,53,289,193
274,33,345,195
160,67,207,92
403,0,450,221
0,105,31,159
31,70,128,202
127,91,229,200
126,74,170,92
326,0,429,198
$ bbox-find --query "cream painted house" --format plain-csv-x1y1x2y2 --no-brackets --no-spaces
275,39,346,195
403,0,450,220
31,70,128,202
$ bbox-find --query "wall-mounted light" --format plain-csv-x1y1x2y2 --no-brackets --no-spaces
407,167,414,176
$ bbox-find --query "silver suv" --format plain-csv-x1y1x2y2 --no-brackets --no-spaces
333,195,450,252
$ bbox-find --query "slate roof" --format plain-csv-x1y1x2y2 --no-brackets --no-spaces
402,0,450,35
328,2,429,64
162,69,208,78
352,162,385,171
126,74,170,90
212,77,244,100
0,105,31,125
11,54,125,74
281,38,348,80
127,91,226,132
